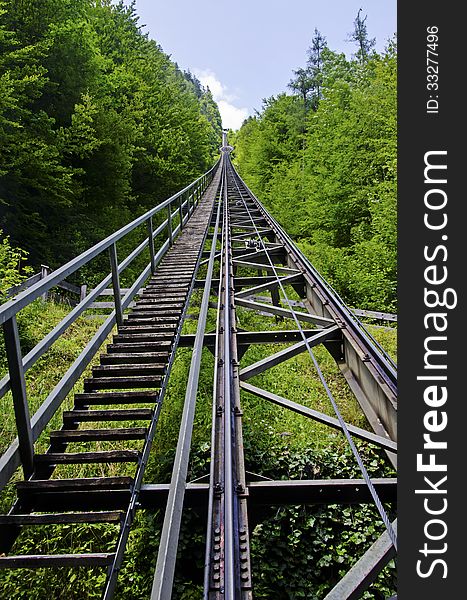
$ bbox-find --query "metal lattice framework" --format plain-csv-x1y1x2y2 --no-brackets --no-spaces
0,138,397,599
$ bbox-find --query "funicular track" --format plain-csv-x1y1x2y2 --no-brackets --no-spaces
0,139,397,599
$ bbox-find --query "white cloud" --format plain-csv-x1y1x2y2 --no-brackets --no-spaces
194,68,249,130
217,101,249,131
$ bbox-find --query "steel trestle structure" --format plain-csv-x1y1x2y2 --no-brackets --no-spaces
0,139,397,599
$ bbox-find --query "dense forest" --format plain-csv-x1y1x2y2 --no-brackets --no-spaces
0,0,221,270
231,13,396,312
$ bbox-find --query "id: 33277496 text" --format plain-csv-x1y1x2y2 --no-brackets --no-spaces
426,26,439,115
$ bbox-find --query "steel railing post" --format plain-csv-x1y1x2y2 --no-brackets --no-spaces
109,243,124,329
79,284,87,302
148,217,156,274
179,194,184,230
40,265,49,301
2,316,34,479
167,205,173,246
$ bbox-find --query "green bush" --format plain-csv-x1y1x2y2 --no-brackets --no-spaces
0,229,32,299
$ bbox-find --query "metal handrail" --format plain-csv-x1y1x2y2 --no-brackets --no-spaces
0,160,219,489
0,162,218,324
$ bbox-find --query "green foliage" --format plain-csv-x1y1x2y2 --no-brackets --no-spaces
347,8,376,64
234,37,397,312
288,28,327,110
0,228,32,298
249,446,395,599
0,0,220,269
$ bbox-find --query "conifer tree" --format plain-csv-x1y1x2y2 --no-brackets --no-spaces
348,8,376,64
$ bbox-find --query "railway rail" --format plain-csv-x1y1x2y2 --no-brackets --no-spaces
0,138,397,599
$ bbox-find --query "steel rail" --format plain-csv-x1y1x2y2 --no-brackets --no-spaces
203,182,226,598
226,156,397,550
204,158,252,599
150,161,224,600
221,167,236,599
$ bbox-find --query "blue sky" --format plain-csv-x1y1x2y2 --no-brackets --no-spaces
133,1,396,129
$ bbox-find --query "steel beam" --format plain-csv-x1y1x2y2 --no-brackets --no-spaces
232,259,299,274
240,382,397,453
246,479,396,506
239,326,341,381
235,272,304,299
236,297,335,326
195,275,277,290
2,317,34,479
323,520,397,600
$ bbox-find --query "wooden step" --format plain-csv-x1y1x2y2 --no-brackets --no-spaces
34,450,140,465
136,301,184,308
50,427,147,443
155,270,193,276
138,295,187,302
116,327,175,337
131,307,182,315
0,511,123,526
17,477,132,493
119,323,177,332
134,301,183,308
125,315,179,322
156,256,198,261
139,294,186,302
100,352,168,365
106,342,171,353
144,285,189,292
112,332,175,346
14,489,131,513
83,375,162,391
146,275,192,281
75,390,159,406
124,319,178,327
92,364,166,377
63,408,153,424
112,334,174,344
146,283,190,295
149,276,192,283
0,553,115,569
126,314,179,322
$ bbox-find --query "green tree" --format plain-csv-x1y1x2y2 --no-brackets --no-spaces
306,28,327,108
288,67,314,106
0,0,221,269
234,27,397,311
347,8,376,64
